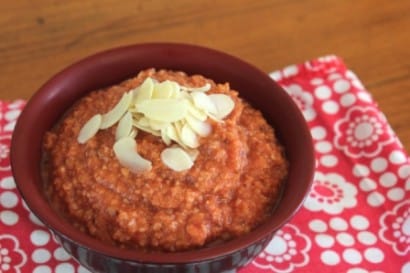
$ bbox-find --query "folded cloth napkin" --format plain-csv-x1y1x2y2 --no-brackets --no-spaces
1,56,409,273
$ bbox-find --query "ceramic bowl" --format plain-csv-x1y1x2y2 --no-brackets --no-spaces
11,43,314,273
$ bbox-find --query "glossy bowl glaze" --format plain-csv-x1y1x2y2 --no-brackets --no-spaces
11,43,314,273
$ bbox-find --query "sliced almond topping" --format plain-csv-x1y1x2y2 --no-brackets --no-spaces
185,148,199,161
77,114,102,144
133,77,154,104
115,112,133,140
178,90,191,100
100,92,133,129
169,81,181,98
161,127,172,145
132,120,161,136
181,82,211,92
173,120,184,140
187,101,208,121
185,114,212,137
161,147,194,171
77,76,235,173
190,91,217,115
209,94,235,119
129,129,138,138
136,116,150,127
180,123,200,148
168,144,199,160
136,99,188,122
149,119,168,131
165,124,181,144
152,80,177,99
113,137,152,173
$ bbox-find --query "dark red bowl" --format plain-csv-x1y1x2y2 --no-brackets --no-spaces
11,43,314,273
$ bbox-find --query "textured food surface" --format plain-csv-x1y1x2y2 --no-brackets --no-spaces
43,69,288,252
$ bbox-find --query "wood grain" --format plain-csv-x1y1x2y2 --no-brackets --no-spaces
1,0,409,151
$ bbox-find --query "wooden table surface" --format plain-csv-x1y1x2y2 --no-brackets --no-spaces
1,0,409,151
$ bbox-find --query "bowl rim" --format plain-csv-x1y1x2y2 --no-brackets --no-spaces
11,42,315,264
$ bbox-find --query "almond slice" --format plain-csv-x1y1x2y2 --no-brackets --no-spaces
166,123,188,148
135,116,150,127
133,77,154,104
161,127,172,145
180,123,200,148
169,81,181,98
168,144,199,161
132,116,160,134
185,114,212,137
178,90,191,100
185,148,199,161
100,92,133,129
77,114,102,144
113,137,152,173
136,99,188,122
129,129,138,138
152,80,177,99
161,147,193,171
115,112,133,140
187,101,208,121
174,120,184,134
149,119,169,131
181,83,211,92
208,94,235,119
190,91,217,115
133,121,161,136
165,124,181,143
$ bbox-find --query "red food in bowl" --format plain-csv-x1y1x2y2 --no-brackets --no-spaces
11,43,314,273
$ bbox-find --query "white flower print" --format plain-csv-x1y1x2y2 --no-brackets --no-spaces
379,200,410,255
0,235,27,273
252,224,311,273
334,106,395,158
304,172,358,214
283,84,316,122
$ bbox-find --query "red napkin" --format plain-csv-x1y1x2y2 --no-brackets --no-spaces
1,56,409,273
